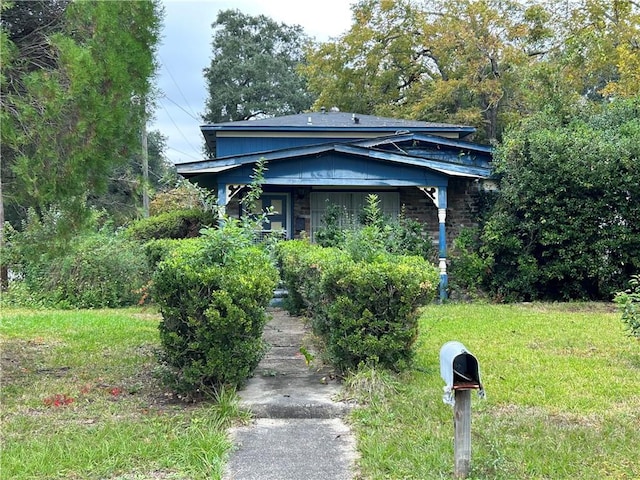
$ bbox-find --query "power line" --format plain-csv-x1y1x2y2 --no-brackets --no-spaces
159,98,203,157
161,93,201,122
166,145,202,162
160,55,200,120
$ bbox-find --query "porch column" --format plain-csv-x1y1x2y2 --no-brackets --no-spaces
217,183,227,226
437,187,448,301
419,186,448,301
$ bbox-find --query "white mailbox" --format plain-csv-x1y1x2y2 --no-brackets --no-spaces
440,341,485,406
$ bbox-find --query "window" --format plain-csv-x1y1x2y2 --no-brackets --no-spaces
310,191,400,240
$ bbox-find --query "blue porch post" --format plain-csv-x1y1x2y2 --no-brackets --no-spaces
437,187,448,301
217,183,227,226
419,186,449,301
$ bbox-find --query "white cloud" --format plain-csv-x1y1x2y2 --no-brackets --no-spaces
151,0,356,165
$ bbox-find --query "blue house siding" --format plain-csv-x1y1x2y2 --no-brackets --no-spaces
214,153,450,188
216,135,366,157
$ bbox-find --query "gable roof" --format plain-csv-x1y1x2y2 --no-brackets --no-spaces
177,132,493,181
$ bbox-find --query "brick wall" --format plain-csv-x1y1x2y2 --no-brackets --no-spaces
398,179,483,249
225,182,484,246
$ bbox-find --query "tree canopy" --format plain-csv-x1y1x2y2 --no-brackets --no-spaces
1,0,162,229
203,9,315,124
302,0,640,143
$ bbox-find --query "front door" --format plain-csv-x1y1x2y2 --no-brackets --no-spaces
253,193,290,239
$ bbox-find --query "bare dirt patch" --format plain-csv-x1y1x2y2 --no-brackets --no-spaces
0,337,63,382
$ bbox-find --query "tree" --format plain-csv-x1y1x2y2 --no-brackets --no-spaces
303,0,558,143
203,9,315,124
1,0,162,231
301,0,430,117
90,130,177,224
517,0,640,117
559,0,640,100
303,0,639,142
480,97,640,300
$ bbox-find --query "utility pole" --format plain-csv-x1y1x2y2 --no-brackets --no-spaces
0,166,7,291
141,100,149,218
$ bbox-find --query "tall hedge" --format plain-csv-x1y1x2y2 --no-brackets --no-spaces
483,99,640,300
276,240,438,372
153,225,278,397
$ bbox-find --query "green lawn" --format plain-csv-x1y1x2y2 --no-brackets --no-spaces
2,304,638,479
350,303,640,479
0,308,240,480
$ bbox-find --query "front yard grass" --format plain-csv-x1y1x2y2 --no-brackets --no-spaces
350,303,640,479
0,308,241,480
3,303,638,479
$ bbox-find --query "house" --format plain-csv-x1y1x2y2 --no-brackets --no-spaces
176,110,494,299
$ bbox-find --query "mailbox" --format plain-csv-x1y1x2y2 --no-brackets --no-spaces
440,341,485,406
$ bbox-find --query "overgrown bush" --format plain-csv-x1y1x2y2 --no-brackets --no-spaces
154,223,279,397
385,211,436,260
149,181,215,216
480,99,640,301
143,238,189,269
448,227,490,300
3,208,150,308
314,202,350,247
615,275,640,339
125,208,216,241
44,234,150,308
276,238,439,372
315,195,435,261
321,255,438,371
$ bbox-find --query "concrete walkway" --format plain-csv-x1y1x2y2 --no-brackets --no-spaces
223,308,358,480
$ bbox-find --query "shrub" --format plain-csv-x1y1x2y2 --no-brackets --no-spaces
448,227,490,300
314,195,435,261
343,225,388,263
320,255,438,371
481,99,640,301
3,208,151,308
276,239,439,372
37,233,150,308
274,240,313,315
385,211,436,261
314,202,351,247
275,240,349,318
125,208,216,241
615,275,640,339
150,181,215,216
143,238,190,269
154,224,279,397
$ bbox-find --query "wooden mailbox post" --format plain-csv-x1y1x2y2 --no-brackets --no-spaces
440,341,485,479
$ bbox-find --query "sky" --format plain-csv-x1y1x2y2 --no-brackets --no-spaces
152,0,358,166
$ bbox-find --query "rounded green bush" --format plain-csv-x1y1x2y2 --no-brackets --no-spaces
321,255,438,371
154,231,278,397
276,238,439,373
